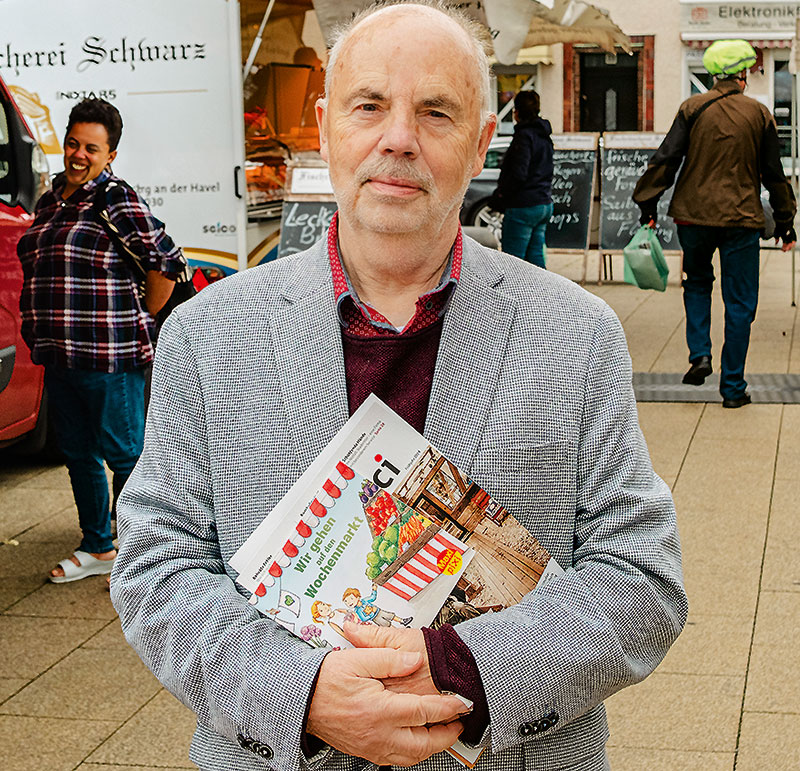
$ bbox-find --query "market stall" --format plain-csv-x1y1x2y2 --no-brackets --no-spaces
239,0,630,263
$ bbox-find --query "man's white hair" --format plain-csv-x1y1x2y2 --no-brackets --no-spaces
322,0,493,124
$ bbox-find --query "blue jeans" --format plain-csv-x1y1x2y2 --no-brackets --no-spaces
677,225,760,400
501,203,553,269
44,367,146,554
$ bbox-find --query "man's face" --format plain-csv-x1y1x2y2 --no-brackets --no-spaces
63,122,116,190
316,9,495,237
343,594,357,608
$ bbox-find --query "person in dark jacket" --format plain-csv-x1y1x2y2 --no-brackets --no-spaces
491,90,553,268
634,39,796,408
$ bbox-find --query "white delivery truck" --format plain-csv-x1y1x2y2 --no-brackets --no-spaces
1,0,248,276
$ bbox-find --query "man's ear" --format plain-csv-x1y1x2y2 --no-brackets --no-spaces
316,97,329,162
471,114,497,178
108,149,118,165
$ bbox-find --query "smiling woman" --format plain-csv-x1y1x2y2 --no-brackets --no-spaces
15,98,191,584
62,121,118,198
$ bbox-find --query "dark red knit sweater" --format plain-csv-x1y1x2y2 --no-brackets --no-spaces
341,319,489,745
342,318,442,434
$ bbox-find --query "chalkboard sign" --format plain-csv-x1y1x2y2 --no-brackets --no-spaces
546,135,598,250
278,200,338,257
599,133,680,252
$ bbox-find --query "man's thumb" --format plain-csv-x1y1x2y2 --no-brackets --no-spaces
352,646,422,679
344,619,399,649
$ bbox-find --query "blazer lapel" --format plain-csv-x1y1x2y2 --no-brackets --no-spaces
269,245,350,469
425,239,517,472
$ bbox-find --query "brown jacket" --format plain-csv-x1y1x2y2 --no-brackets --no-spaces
633,79,796,231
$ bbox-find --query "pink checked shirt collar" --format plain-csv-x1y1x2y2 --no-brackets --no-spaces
327,211,462,337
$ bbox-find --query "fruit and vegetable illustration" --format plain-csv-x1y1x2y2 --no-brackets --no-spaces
361,486,434,580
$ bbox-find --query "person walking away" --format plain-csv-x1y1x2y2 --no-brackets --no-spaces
633,39,796,408
17,98,189,582
490,89,553,268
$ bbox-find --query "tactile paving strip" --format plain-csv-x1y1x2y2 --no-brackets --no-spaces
632,372,800,403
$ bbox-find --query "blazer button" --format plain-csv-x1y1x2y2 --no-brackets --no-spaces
518,722,534,737
236,733,251,750
257,743,274,759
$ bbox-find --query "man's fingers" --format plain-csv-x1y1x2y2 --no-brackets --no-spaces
345,646,423,680
343,619,400,648
384,691,468,727
386,722,464,766
418,720,465,750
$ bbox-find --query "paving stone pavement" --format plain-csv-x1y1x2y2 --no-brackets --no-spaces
2,248,798,770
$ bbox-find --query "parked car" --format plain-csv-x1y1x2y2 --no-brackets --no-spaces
0,74,52,453
459,134,510,243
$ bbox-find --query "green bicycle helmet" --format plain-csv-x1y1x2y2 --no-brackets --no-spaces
703,39,757,76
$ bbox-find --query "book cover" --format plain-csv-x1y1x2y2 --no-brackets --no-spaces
231,394,563,766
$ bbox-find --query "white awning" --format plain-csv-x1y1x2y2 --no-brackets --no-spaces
311,0,630,66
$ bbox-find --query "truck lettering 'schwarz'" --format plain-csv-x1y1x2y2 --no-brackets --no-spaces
78,37,207,71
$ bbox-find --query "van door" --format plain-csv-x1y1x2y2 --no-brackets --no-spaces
0,80,47,443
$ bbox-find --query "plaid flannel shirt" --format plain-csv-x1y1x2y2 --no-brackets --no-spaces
17,167,187,372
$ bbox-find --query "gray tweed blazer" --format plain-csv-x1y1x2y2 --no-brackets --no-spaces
111,235,687,771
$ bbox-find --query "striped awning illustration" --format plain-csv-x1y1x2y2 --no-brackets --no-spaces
252,461,354,595
380,529,466,601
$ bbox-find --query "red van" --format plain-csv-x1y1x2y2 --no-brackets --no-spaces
0,75,51,452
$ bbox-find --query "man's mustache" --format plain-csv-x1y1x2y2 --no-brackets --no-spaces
356,157,433,193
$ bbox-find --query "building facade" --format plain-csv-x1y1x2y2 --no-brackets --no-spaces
528,0,796,153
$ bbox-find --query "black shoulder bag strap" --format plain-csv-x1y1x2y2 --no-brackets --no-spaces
91,178,197,335
91,178,148,286
687,88,738,133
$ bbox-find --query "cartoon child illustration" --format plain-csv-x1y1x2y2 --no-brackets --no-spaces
310,600,349,639
342,584,412,627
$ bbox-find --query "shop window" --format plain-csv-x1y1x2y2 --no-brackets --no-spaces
494,69,538,135
689,69,714,95
579,51,639,132
774,59,793,158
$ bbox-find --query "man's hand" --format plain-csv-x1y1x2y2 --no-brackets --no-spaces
306,646,466,766
344,620,437,697
638,203,657,227
773,222,797,253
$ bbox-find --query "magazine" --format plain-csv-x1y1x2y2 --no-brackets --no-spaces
231,394,563,767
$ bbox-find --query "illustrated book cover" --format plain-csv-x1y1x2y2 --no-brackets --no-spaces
231,394,563,766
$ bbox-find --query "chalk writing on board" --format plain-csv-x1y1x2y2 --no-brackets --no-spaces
599,147,678,251
547,149,595,249
279,201,338,257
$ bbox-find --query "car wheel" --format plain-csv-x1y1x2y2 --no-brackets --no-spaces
467,201,503,243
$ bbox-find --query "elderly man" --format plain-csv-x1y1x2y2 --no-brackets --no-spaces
111,3,687,770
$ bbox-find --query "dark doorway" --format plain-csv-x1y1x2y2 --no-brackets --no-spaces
580,52,639,132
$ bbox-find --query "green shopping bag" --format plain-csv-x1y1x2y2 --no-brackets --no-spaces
622,225,669,292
